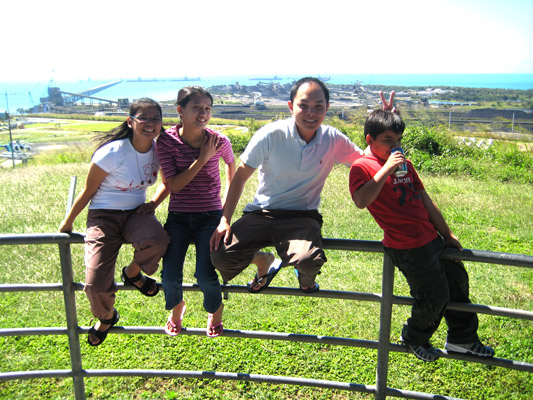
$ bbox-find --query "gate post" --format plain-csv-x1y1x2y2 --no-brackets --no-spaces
58,176,85,399
58,241,85,400
375,253,395,400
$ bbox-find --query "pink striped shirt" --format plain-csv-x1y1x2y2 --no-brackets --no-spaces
157,125,235,212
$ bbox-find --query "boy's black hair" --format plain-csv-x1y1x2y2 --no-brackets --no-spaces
364,109,405,139
290,77,329,103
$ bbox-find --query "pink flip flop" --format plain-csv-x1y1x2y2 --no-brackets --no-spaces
165,302,186,336
206,313,223,338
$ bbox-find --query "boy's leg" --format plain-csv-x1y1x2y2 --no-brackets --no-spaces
385,237,450,346
210,211,274,282
442,259,480,344
271,211,326,289
442,259,493,356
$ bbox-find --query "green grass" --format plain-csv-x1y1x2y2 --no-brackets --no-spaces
0,120,119,144
0,159,532,399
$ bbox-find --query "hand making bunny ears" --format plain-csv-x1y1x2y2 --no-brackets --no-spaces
379,90,396,113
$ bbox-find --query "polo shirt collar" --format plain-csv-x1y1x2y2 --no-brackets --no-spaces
290,117,323,145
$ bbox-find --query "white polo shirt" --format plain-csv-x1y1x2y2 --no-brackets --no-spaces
241,118,362,211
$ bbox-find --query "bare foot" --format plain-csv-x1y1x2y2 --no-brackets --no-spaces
170,301,186,325
207,303,224,337
249,251,275,290
165,301,186,336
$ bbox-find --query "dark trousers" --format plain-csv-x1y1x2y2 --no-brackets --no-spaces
384,236,479,345
211,209,326,287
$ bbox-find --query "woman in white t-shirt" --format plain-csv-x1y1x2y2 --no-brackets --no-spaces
59,98,170,346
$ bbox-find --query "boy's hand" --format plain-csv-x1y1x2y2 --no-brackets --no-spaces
384,150,405,175
380,91,396,112
445,233,463,251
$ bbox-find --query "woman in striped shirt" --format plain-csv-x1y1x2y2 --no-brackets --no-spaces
156,86,235,337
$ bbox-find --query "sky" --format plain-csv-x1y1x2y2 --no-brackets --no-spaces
1,0,532,82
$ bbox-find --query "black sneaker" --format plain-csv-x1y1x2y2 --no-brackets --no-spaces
401,336,440,362
445,341,495,357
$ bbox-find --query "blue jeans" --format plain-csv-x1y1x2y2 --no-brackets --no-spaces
162,210,223,313
384,235,479,345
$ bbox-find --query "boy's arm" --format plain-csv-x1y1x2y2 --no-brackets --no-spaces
419,189,463,250
352,151,405,209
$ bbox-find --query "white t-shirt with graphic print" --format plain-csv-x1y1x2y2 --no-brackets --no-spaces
89,138,159,210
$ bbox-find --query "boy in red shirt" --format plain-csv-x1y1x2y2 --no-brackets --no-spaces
349,109,494,362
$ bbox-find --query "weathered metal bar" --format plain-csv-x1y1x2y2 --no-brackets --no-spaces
0,233,85,245
440,247,533,268
58,241,85,400
0,327,68,336
84,369,466,400
375,254,395,400
65,176,77,218
0,370,73,381
87,369,377,394
1,232,532,400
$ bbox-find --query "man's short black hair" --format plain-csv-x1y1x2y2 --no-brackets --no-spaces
290,77,330,103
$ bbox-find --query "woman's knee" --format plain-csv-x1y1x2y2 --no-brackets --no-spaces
196,267,220,288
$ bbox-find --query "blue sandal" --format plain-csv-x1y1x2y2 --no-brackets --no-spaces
247,259,282,293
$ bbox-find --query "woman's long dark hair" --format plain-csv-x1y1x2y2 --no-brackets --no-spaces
94,98,164,152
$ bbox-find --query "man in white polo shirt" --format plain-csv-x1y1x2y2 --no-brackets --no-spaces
210,77,392,294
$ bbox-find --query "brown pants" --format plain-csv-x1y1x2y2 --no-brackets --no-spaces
84,209,170,320
210,209,326,287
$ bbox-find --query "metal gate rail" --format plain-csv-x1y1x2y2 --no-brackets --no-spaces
0,233,532,400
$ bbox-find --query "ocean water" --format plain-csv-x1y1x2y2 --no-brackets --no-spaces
1,73,532,113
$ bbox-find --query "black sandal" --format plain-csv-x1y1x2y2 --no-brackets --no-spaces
87,309,120,347
121,267,160,297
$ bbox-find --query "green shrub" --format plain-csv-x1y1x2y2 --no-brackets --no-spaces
403,123,460,156
325,116,365,149
224,129,253,155
491,142,533,169
402,124,533,183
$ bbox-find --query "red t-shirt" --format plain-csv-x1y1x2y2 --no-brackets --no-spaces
349,154,437,249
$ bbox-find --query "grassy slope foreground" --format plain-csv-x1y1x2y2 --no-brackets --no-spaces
0,159,531,399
